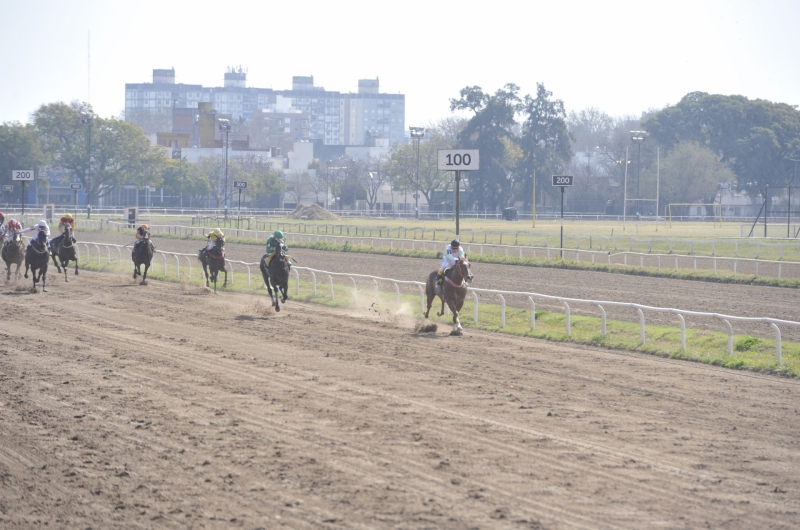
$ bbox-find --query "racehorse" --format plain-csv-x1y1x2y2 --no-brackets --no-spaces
132,230,154,285
424,257,472,334
2,229,25,283
24,231,49,293
198,237,227,293
259,241,289,312
50,224,79,281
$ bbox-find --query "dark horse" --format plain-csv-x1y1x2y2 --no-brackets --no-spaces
50,224,79,282
424,258,472,334
24,231,49,293
259,241,289,312
198,237,227,292
2,228,25,283
132,230,154,285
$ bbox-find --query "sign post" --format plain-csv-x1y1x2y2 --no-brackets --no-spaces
438,150,480,236
70,183,83,218
2,184,12,205
233,181,247,232
552,175,574,258
12,170,34,223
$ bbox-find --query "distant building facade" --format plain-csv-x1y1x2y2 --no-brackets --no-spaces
125,68,405,147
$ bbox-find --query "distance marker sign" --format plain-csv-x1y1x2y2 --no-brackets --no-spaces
12,170,34,181
552,175,574,186
437,150,480,171
233,181,247,189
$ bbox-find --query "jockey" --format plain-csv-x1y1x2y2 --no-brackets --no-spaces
0,212,6,241
3,219,22,245
204,228,224,256
133,224,150,251
437,239,465,286
21,219,51,249
50,213,76,248
264,230,290,271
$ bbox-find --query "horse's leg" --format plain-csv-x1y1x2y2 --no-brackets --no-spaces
203,263,210,287
436,289,446,317
50,251,62,274
266,278,277,308
42,265,47,293
221,267,227,288
62,258,69,282
140,262,149,285
74,254,79,275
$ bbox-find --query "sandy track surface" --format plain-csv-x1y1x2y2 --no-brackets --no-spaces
84,231,800,341
1,266,799,529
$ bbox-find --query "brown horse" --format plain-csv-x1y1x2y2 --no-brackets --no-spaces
2,229,25,283
424,257,472,334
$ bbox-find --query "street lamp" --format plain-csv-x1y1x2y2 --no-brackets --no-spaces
409,126,425,219
81,115,93,218
219,118,232,218
630,131,647,200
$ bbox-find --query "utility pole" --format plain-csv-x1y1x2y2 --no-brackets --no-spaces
410,127,425,219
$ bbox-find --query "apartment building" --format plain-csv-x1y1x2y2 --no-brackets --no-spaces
124,68,405,147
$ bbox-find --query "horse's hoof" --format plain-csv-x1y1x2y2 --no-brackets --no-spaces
42,288,47,293
65,278,69,283
75,270,79,275
449,329,462,336
275,305,281,312
140,280,148,286
436,311,443,317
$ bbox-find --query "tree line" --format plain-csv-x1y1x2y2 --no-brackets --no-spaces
0,101,284,208
3,91,799,214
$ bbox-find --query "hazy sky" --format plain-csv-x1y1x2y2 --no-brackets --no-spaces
1,0,798,128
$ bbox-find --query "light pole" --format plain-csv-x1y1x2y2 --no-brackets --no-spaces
81,115,92,217
410,126,425,219
172,149,184,208
326,160,332,210
630,131,647,201
219,119,232,218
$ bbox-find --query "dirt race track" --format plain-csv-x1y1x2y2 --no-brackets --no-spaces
1,238,800,528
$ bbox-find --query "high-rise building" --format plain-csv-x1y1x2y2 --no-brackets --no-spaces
124,68,405,147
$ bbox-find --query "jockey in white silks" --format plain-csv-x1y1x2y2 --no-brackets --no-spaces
437,239,465,286
21,219,51,249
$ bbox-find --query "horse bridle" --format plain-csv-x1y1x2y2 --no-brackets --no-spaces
446,259,470,288
62,227,74,248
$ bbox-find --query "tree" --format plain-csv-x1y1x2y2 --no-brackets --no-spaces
196,155,225,208
518,83,574,210
645,92,800,197
283,170,315,206
450,84,521,211
0,122,47,193
659,141,736,205
34,101,165,205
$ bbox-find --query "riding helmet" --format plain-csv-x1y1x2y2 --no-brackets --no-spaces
37,220,47,228
451,239,460,248
64,213,73,220
0,212,4,219
141,223,149,230
274,230,284,240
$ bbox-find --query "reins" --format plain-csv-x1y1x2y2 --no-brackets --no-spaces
445,259,469,289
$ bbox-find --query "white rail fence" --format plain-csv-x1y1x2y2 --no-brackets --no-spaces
78,241,799,365
104,222,800,280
